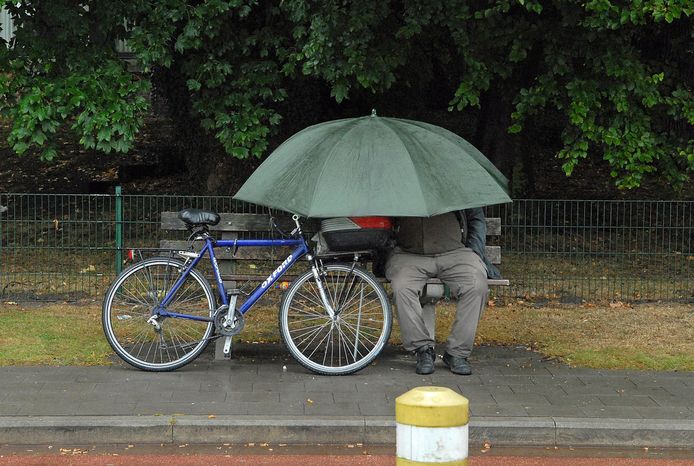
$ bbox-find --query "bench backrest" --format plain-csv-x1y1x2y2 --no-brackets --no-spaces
160,212,502,265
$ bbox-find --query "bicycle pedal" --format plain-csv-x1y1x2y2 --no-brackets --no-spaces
223,336,232,358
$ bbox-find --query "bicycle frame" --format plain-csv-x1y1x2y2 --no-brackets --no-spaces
155,237,310,322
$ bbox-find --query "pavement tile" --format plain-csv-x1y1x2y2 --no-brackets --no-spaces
543,366,610,377
304,401,360,416
252,381,305,392
634,406,694,420
303,380,358,392
3,391,49,403
650,395,694,408
92,381,150,392
227,391,279,403
545,394,605,408
580,406,645,419
0,403,23,415
245,401,304,416
75,402,138,416
330,391,388,403
615,387,671,397
147,381,205,392
434,375,484,385
467,385,514,396
280,392,334,404
480,375,536,386
359,400,395,416
524,405,587,417
18,368,77,382
176,401,235,415
0,381,43,392
492,393,551,406
509,384,568,395
39,382,96,393
497,366,554,376
469,403,528,417
354,382,409,393
17,403,81,416
628,376,691,387
459,392,496,405
170,390,227,403
662,385,694,397
598,395,658,407
562,384,632,395
135,400,245,416
530,375,585,386
112,390,175,402
577,376,638,387
199,380,253,392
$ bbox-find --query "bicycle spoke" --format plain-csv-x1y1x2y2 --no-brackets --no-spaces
280,264,391,375
104,259,214,371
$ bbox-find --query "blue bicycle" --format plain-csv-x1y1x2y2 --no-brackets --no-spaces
102,209,392,375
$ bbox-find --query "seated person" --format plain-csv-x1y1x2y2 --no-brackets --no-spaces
385,208,499,375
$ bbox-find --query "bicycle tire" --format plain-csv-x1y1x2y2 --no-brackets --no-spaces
278,263,392,375
102,257,215,371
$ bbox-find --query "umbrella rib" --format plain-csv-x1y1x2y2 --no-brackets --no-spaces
378,118,431,216
307,118,364,216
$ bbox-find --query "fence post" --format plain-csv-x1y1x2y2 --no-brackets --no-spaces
115,185,123,275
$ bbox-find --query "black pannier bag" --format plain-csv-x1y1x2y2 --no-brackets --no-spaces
319,217,394,252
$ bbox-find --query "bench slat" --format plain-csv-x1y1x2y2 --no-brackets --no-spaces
160,240,502,265
161,212,501,235
162,212,310,232
222,274,508,287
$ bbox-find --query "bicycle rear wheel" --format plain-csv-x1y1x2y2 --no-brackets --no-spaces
279,263,392,375
102,257,215,371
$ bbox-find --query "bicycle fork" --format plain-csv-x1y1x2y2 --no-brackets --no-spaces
309,258,336,319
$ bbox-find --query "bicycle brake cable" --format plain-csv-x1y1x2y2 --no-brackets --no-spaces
269,210,294,238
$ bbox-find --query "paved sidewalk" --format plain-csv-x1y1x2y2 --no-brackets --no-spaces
1,344,694,448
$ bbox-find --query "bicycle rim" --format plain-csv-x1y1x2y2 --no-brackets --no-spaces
102,258,215,371
279,264,391,375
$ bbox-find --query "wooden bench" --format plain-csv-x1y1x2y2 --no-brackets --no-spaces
160,212,509,358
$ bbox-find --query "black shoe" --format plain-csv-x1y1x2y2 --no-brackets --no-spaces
415,346,436,375
443,352,472,375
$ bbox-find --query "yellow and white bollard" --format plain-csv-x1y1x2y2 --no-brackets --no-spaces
395,386,469,465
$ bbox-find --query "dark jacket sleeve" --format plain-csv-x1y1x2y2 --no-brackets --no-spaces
464,208,501,279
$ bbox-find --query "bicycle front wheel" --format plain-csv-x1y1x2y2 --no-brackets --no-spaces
279,263,392,375
102,257,215,371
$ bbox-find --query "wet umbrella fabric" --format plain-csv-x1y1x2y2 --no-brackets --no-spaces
233,115,511,217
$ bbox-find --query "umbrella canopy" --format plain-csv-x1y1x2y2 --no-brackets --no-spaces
234,114,511,217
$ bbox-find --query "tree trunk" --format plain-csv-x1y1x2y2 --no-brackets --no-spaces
473,85,516,178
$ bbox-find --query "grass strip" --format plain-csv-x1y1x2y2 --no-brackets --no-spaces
1,300,693,371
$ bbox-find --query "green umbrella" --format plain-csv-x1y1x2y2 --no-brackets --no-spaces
234,113,511,217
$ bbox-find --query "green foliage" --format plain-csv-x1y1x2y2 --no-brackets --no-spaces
0,1,150,160
0,0,692,189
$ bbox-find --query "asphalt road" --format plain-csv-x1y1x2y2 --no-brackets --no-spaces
2,454,694,465
2,445,693,465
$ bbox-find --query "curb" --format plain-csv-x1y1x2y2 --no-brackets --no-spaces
2,416,694,448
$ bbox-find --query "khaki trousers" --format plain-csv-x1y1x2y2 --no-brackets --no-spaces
385,247,488,358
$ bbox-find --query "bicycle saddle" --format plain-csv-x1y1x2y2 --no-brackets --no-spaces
178,208,221,226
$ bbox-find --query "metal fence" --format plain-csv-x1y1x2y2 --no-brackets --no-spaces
0,191,691,302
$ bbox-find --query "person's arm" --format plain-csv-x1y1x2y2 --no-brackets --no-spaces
464,208,501,279
464,208,487,258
